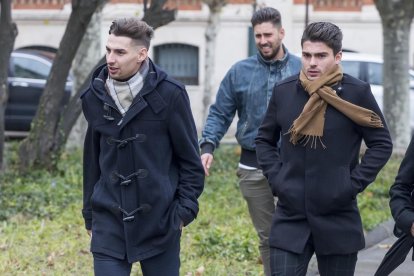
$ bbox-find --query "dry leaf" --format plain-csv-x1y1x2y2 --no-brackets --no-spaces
80,248,89,254
195,266,205,276
378,243,391,249
47,252,56,267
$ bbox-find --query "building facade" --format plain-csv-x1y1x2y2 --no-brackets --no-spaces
10,0,414,131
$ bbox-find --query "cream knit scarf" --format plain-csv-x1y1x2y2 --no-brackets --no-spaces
106,58,149,116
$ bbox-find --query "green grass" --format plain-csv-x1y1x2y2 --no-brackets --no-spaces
358,154,401,231
0,143,401,275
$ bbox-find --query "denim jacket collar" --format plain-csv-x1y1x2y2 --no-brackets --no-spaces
257,44,290,68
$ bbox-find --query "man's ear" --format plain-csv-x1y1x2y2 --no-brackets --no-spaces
138,47,148,63
335,51,342,65
279,27,285,40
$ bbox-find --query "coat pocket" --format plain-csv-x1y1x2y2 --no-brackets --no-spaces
90,178,116,212
90,179,103,210
316,166,356,214
270,162,286,197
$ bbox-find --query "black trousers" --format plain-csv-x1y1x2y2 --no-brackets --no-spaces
270,239,357,276
93,235,180,276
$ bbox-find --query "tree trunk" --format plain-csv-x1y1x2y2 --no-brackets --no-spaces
202,12,220,124
18,0,108,171
66,4,104,150
0,0,18,171
202,0,227,125
18,0,177,171
374,0,414,152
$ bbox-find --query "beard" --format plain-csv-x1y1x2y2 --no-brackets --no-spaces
259,44,282,61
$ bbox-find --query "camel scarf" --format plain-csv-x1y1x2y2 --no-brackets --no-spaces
288,65,383,148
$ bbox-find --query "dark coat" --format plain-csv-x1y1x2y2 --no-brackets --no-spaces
81,60,204,263
377,143,414,276
389,135,414,235
255,73,393,255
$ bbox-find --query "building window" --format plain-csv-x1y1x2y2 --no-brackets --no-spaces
154,43,199,86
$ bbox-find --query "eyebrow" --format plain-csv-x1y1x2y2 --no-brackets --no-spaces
106,46,126,52
302,51,329,55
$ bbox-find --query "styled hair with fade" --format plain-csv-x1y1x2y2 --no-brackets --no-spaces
109,18,154,49
301,22,343,55
251,7,282,28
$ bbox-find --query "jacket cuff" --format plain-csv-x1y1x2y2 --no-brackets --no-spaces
82,209,92,230
85,219,92,230
177,201,198,226
200,143,215,155
395,210,414,235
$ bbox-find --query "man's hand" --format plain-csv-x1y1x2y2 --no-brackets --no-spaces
411,222,414,237
201,153,214,176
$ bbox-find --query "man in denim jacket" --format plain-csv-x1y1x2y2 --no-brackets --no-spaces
199,7,301,276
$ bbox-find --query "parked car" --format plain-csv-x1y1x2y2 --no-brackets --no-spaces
341,52,414,129
6,49,73,136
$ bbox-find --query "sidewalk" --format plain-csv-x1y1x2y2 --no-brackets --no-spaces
355,218,413,275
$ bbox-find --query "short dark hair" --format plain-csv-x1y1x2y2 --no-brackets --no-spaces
301,22,343,55
251,7,282,28
109,18,154,48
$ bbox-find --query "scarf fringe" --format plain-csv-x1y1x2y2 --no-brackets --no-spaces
287,125,326,149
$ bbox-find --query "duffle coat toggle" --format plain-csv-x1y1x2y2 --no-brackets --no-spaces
107,134,146,148
118,204,152,222
111,170,148,186
103,103,115,121
111,169,150,222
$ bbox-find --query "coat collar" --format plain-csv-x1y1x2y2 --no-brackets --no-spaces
87,59,168,129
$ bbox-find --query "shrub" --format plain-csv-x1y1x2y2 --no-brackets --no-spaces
0,145,83,221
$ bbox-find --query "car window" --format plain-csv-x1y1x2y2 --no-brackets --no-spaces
367,62,382,86
12,56,51,80
341,61,360,79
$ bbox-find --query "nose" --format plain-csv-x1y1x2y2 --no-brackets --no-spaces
309,56,317,66
106,52,115,64
258,36,267,45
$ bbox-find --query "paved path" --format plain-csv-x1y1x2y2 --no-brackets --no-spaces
355,235,413,276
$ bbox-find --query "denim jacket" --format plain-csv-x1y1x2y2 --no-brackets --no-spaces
200,45,301,154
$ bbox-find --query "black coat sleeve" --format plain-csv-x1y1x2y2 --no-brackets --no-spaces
168,89,205,226
82,100,101,230
350,82,393,194
255,85,282,184
389,136,414,235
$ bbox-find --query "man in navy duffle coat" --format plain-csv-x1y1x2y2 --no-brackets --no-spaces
81,18,204,276
255,22,393,275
